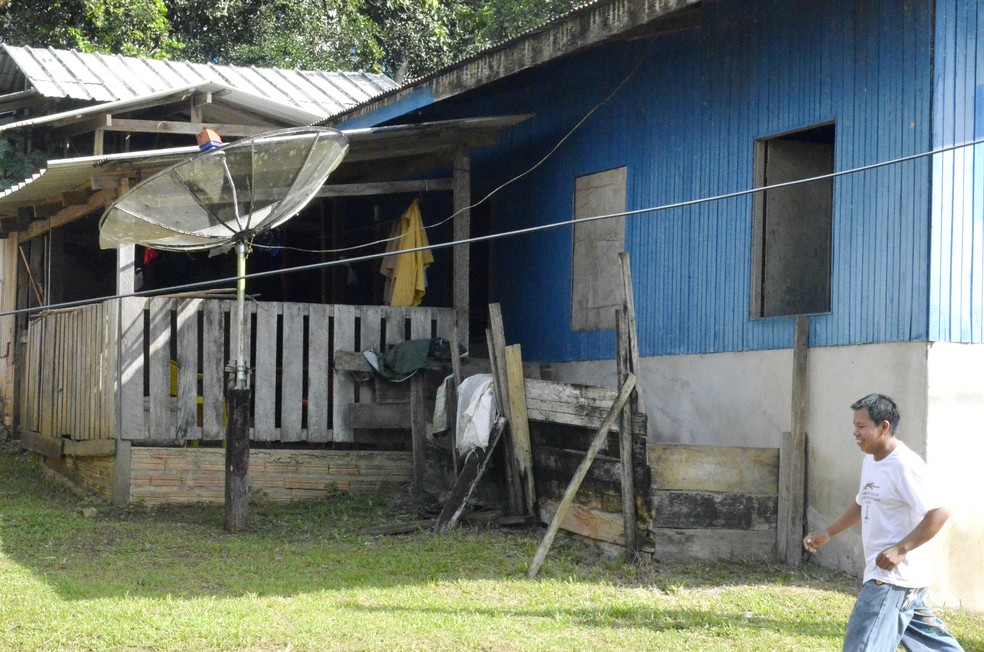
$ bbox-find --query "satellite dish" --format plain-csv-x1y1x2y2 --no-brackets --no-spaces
100,126,348,251
100,126,349,389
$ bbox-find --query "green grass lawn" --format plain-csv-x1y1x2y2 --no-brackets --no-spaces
1,442,981,652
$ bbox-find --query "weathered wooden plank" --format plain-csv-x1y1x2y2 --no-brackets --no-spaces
225,387,250,533
536,476,626,513
505,344,535,516
200,300,225,440
648,444,779,494
175,299,202,441
348,403,411,429
20,430,64,458
528,374,635,578
83,307,95,439
651,528,777,562
63,438,116,457
99,302,116,438
533,446,650,487
651,490,778,530
281,303,305,442
409,310,430,492
306,304,332,442
359,305,383,406
488,305,522,515
119,297,147,440
333,349,373,372
453,151,470,345
779,429,807,567
539,498,627,546
615,308,637,554
253,303,278,440
318,178,453,198
332,304,357,443
779,315,810,567
434,417,504,534
524,378,645,433
147,297,172,441
383,306,408,349
530,420,648,460
378,306,409,405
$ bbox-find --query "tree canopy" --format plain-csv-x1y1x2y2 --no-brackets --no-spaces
0,0,582,79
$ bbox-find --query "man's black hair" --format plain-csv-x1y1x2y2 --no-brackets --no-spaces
851,393,900,434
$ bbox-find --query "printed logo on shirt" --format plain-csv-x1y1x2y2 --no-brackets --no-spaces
860,482,881,522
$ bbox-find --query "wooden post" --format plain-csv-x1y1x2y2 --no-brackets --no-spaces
225,386,251,533
617,252,640,555
433,417,505,534
448,320,463,475
778,316,809,565
112,242,137,506
486,304,523,515
504,344,535,517
527,374,636,578
453,150,471,347
615,310,637,554
409,311,430,497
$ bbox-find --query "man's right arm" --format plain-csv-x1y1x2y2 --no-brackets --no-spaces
803,503,862,553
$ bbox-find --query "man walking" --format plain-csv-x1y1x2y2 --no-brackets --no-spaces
803,394,964,651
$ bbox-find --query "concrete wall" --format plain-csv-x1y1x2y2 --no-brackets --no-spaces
925,343,984,610
541,341,982,611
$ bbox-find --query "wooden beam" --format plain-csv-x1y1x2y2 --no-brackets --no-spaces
505,344,536,517
348,403,410,429
63,438,116,457
97,118,272,138
527,373,636,578
487,305,523,515
433,417,505,534
616,310,638,554
453,151,471,345
317,178,453,197
20,187,119,242
778,316,809,566
20,430,64,459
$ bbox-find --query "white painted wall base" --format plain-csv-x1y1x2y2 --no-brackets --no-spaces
541,341,982,611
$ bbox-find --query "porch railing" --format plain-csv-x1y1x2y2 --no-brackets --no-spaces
19,298,455,445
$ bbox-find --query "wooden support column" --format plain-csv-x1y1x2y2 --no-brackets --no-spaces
617,252,640,555
779,316,809,566
0,237,19,431
487,304,523,515
409,311,430,497
112,239,136,506
225,386,250,533
453,150,470,347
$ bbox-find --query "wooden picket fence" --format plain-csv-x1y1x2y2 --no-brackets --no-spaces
19,297,454,444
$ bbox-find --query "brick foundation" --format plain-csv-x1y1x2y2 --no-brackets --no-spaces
128,447,413,505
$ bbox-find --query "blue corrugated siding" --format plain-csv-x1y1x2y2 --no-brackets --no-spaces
396,0,935,361
931,0,984,343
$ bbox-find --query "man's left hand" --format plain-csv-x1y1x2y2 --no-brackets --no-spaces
876,545,906,571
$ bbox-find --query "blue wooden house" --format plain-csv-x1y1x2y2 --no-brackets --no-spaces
329,0,984,610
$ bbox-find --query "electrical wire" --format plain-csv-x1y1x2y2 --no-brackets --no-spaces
1,133,981,320
251,39,657,257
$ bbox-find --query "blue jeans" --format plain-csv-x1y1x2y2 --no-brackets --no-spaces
843,580,965,651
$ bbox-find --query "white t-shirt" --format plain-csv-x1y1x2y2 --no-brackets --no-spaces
856,441,943,588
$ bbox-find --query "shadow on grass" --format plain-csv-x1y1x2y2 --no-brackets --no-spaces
0,443,855,606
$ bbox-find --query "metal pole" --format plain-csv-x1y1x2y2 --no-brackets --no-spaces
234,241,248,389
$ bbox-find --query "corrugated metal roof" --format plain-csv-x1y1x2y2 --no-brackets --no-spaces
0,82,329,133
0,146,200,210
0,115,531,217
0,44,398,120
